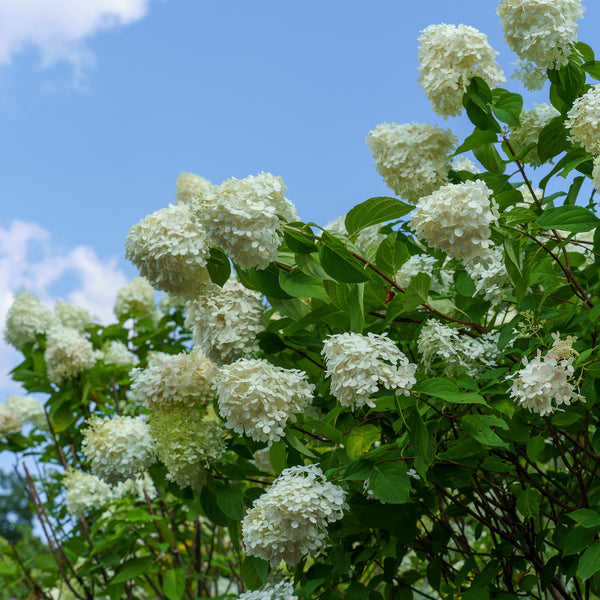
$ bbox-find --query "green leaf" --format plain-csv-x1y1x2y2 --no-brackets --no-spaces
345,581,369,600
473,143,505,174
456,272,476,297
206,247,231,286
295,252,331,280
278,269,329,302
563,526,597,555
304,418,343,443
216,483,245,520
319,233,370,283
283,223,317,253
465,76,493,109
418,378,487,405
345,196,413,235
403,272,430,311
526,436,545,461
500,207,537,225
323,280,365,332
163,568,186,600
536,205,600,232
462,415,510,449
579,543,600,580
269,440,287,474
111,556,154,584
464,98,501,132
516,488,542,517
567,508,600,529
241,556,269,590
491,89,523,127
583,60,600,80
576,42,595,63
375,232,409,276
369,461,410,504
538,116,569,163
345,425,381,460
455,129,498,154
285,429,318,458
237,263,291,299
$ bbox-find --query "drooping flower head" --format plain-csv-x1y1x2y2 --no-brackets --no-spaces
176,171,212,206
114,277,156,320
81,415,156,484
150,409,226,488
565,85,600,154
508,333,583,415
125,204,212,298
185,287,265,364
418,23,505,118
242,465,347,566
216,358,314,444
44,325,97,384
410,180,499,263
322,332,417,409
367,122,456,202
4,291,57,351
497,0,585,89
130,351,217,411
194,172,297,269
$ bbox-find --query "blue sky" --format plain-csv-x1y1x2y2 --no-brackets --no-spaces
1,0,599,395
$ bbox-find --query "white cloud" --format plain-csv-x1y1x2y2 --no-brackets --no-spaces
0,219,128,394
0,0,156,76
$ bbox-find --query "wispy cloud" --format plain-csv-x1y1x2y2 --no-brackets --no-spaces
0,219,128,393
0,0,157,79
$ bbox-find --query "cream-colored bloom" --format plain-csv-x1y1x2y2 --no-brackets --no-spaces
114,277,156,320
509,104,560,165
216,358,314,444
508,333,582,415
418,23,505,118
237,582,298,600
44,326,97,384
498,0,584,89
367,122,456,202
126,204,211,298
185,287,265,364
410,180,499,263
395,254,452,294
63,469,115,518
324,216,386,257
6,395,47,429
130,351,217,410
82,416,156,484
452,157,481,173
102,340,139,367
322,332,417,409
4,291,57,351
0,403,23,434
194,172,296,269
113,472,157,502
176,171,212,206
150,409,226,488
565,85,600,153
464,246,510,306
54,301,94,331
242,465,347,566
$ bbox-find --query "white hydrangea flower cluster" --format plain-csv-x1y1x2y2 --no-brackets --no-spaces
367,122,456,202
242,465,347,566
497,0,585,90
0,403,23,434
216,358,314,444
176,171,212,206
464,246,511,306
395,254,452,294
565,85,600,154
516,184,543,208
113,472,157,502
324,216,386,256
410,180,499,263
4,291,57,351
417,320,500,376
195,172,297,269
185,288,265,364
54,301,94,331
81,416,156,484
452,157,481,173
130,351,217,410
237,581,298,600
125,204,212,299
509,103,560,165
150,409,226,488
102,340,139,367
508,333,583,416
63,469,115,518
6,395,47,429
44,326,97,384
114,278,156,320
322,332,417,409
418,23,505,118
